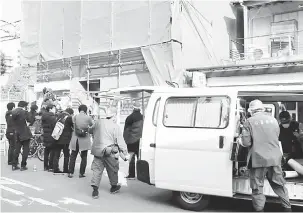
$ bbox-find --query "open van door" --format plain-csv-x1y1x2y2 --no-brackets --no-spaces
154,89,237,197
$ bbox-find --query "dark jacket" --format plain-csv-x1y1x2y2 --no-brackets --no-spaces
56,111,73,145
5,110,15,135
12,108,32,142
28,110,38,126
123,110,143,145
41,111,57,147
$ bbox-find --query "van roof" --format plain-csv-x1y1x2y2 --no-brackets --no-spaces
94,85,303,101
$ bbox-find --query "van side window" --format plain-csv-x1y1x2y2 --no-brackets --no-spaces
152,98,161,126
163,96,230,129
195,97,230,128
163,98,196,127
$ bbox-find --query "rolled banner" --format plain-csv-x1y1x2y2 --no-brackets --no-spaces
283,171,299,178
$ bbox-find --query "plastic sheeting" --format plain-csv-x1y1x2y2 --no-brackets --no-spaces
21,0,172,61
141,41,183,86
39,1,63,60
20,1,41,65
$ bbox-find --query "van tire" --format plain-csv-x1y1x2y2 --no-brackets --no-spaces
173,191,210,211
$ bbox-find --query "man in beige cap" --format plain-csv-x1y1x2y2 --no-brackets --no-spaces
240,99,291,212
89,106,128,198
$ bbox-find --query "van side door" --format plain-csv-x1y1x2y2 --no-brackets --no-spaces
154,91,237,197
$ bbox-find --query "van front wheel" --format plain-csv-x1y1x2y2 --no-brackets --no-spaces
173,191,210,211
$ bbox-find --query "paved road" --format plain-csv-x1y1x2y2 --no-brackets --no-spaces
0,155,302,212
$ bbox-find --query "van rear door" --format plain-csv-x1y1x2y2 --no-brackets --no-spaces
154,90,237,197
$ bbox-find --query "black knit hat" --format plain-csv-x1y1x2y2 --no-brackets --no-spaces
279,111,291,124
18,101,29,108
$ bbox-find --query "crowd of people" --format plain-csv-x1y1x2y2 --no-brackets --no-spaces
4,88,144,197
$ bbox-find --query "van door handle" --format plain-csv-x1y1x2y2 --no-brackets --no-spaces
219,136,224,149
150,143,156,148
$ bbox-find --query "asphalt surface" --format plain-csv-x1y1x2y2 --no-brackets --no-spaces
0,154,302,212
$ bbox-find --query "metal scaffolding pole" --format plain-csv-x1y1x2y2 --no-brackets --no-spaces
89,60,145,70
87,55,90,99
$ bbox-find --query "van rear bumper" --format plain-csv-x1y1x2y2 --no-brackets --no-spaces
136,160,152,185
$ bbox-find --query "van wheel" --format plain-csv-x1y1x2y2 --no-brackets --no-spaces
173,191,210,211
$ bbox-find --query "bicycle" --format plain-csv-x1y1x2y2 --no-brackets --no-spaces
21,134,63,161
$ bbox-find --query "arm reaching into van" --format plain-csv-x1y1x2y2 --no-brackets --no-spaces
240,121,252,148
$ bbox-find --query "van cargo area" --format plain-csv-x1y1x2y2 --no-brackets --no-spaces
233,176,303,201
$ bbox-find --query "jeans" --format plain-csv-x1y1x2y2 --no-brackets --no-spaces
127,141,139,177
6,133,16,164
44,145,54,169
62,144,70,172
250,166,291,211
52,144,70,172
13,139,30,167
68,140,88,175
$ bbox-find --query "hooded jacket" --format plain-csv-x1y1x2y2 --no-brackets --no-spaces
5,110,15,134
41,111,57,146
123,110,143,145
12,108,32,141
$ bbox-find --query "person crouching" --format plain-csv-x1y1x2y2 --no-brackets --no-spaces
89,107,129,198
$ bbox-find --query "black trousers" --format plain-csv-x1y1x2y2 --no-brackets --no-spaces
44,145,54,169
13,139,30,167
68,140,87,175
6,133,16,164
127,141,139,177
53,144,70,172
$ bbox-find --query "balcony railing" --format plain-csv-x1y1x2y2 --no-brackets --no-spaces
228,30,303,63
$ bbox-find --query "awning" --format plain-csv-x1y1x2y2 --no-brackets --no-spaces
187,59,303,78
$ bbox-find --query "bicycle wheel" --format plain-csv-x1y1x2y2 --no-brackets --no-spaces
37,146,44,161
22,139,38,158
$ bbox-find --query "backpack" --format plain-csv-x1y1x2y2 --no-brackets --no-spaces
51,115,68,140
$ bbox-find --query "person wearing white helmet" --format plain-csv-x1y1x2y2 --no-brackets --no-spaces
89,106,129,198
240,99,291,212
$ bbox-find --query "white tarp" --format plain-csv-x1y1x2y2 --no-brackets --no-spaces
80,1,112,54
62,1,81,58
21,0,172,61
20,1,41,65
39,1,63,60
141,41,183,86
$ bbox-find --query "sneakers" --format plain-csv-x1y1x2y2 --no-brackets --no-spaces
20,166,28,171
110,185,121,194
79,174,86,178
53,170,63,174
12,165,20,171
8,162,12,165
92,186,99,199
68,173,73,178
48,169,54,172
125,175,135,180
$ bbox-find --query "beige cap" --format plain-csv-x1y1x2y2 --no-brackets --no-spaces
133,101,141,109
106,107,117,118
248,99,264,113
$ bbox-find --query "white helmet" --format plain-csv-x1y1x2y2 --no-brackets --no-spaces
248,99,264,113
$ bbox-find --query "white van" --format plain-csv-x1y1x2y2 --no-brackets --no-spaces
136,86,303,211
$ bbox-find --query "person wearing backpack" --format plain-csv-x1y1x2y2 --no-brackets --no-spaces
68,105,93,178
53,108,74,173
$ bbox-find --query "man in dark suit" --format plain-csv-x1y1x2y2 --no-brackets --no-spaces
5,102,16,165
12,101,33,171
